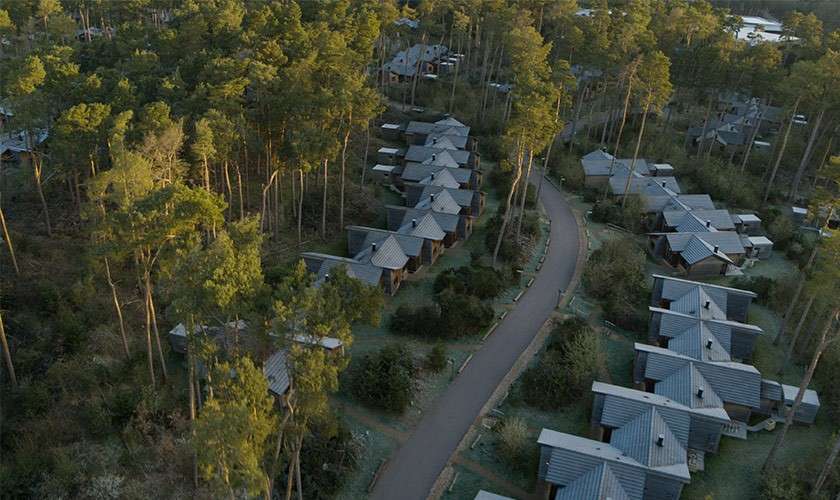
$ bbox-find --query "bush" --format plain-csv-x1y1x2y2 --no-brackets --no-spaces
434,264,506,299
390,304,443,337
730,276,776,305
590,197,644,233
766,214,795,250
497,417,529,467
521,320,600,410
760,465,809,500
425,343,447,373
298,420,361,500
583,237,647,302
348,345,415,413
438,289,494,336
484,210,539,263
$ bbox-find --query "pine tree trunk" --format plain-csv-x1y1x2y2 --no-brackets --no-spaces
764,96,801,204
142,272,156,388
361,122,371,185
696,99,712,157
813,431,840,496
236,164,244,220
0,206,19,275
774,244,818,345
187,316,198,490
567,83,587,152
449,41,460,113
105,258,130,360
813,135,834,189
788,106,825,202
340,117,351,230
779,294,815,375
298,169,304,244
764,310,838,472
33,156,52,236
321,158,328,240
145,273,168,382
621,102,651,208
515,150,534,241
294,434,304,500
0,309,17,388
492,141,524,267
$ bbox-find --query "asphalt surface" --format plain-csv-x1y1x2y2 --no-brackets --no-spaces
370,175,581,500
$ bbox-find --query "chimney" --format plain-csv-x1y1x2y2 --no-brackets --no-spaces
431,172,435,180
324,273,330,282
697,386,704,398
432,153,437,161
706,220,711,228
706,339,713,349
411,218,417,227
661,181,667,187
430,193,436,202
713,245,719,253
372,243,377,252
704,300,710,309
656,434,665,447
432,137,437,144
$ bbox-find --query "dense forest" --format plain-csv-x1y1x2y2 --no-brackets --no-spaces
0,0,838,498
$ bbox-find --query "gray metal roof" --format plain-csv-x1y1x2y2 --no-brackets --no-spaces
639,343,762,408
390,205,459,233
610,175,681,196
399,212,446,240
654,274,757,301
419,185,475,207
347,226,424,258
264,350,290,396
667,324,732,362
554,462,632,500
414,189,461,214
665,231,745,256
540,430,647,498
655,363,725,410
425,133,468,149
610,408,688,473
405,119,470,137
670,287,726,320
644,194,716,213
302,253,383,287
475,491,514,500
418,168,461,189
354,235,409,270
405,145,471,166
781,383,820,407
401,164,472,184
675,212,719,233
593,381,730,423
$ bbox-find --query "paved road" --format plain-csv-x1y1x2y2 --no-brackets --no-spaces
371,175,581,500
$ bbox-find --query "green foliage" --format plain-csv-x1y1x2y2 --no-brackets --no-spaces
425,343,448,373
521,319,600,410
434,264,506,300
297,420,361,500
194,356,277,498
390,289,493,339
348,344,415,413
760,465,809,500
583,237,648,331
591,196,645,233
497,417,529,467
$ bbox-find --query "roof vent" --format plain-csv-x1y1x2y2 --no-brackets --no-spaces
431,173,435,180
706,339,713,349
656,434,665,447
661,181,667,187
411,218,417,227
713,245,720,253
430,193,436,202
432,153,437,161
706,219,712,228
432,137,437,144
704,300,710,309
324,273,330,282
372,243,377,252
697,386,704,398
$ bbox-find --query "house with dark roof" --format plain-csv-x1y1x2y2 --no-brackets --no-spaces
657,209,736,232
398,164,480,190
346,226,426,272
633,342,762,422
382,44,448,82
300,240,411,296
650,231,746,276
650,275,756,323
387,204,466,246
403,116,477,150
404,183,485,217
538,411,691,500
404,144,475,168
592,381,731,454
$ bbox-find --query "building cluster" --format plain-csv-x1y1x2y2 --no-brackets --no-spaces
582,149,774,277
0,107,49,164
381,43,460,82
301,116,484,296
537,275,820,500
687,92,783,160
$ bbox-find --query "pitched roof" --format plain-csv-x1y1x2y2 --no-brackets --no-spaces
663,209,736,231
347,226,424,258
638,343,762,408
405,145,471,166
398,212,446,240
417,185,476,208
401,164,473,184
405,119,470,137
670,287,726,320
424,134,462,150
415,189,461,214
667,324,732,362
353,235,410,270
655,363,726,410
610,176,681,196
644,194,716,213
435,116,467,128
593,381,730,423
664,232,745,257
264,350,290,396
610,408,688,472
418,167,461,189
654,274,757,302
553,463,632,500
302,253,383,287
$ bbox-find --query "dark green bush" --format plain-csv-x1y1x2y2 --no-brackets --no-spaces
434,264,506,299
390,304,442,337
349,344,415,413
437,289,494,336
425,343,447,373
730,276,776,305
760,465,809,500
298,420,361,500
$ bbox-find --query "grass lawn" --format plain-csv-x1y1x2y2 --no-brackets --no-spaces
440,464,495,500
335,415,400,500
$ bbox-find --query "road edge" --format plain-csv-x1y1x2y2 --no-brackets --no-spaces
427,177,589,500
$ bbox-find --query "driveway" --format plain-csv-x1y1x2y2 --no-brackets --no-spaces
370,174,581,500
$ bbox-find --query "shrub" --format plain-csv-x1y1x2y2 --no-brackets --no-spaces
766,214,795,250
583,237,647,302
349,345,415,413
390,304,442,337
760,465,809,500
497,417,529,467
425,343,447,373
730,276,776,305
438,289,494,336
522,321,600,410
434,264,506,300
298,420,361,500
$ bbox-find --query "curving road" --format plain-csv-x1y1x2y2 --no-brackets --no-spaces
370,174,581,500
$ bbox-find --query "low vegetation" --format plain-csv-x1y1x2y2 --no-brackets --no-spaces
582,237,649,332
348,344,416,414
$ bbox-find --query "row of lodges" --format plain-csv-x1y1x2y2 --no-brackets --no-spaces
381,43,461,83
167,321,343,405
582,149,774,277
301,116,484,296
687,92,784,159
537,275,820,500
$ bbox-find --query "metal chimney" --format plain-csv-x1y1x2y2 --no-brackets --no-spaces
697,386,704,398
411,218,417,227
656,434,665,447
372,243,377,252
